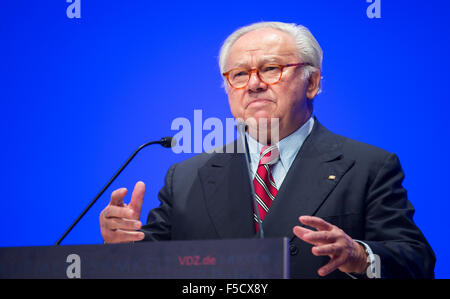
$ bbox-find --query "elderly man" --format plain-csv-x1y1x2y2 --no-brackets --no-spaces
99,22,435,278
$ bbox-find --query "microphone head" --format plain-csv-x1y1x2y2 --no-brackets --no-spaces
160,136,176,148
236,121,248,133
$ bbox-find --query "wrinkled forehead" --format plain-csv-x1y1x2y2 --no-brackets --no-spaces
226,28,299,69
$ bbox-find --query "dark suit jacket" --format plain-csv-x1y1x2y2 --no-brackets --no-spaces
141,119,435,278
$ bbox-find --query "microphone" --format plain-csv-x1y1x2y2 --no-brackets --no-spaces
55,136,176,245
159,136,175,148
236,122,265,239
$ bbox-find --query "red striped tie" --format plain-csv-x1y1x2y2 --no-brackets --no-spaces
253,145,279,231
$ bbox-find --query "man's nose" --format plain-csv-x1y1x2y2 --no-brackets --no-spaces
248,70,268,92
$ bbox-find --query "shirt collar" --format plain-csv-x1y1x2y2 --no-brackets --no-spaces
246,116,315,169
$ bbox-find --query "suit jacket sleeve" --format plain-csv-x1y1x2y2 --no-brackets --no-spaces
363,153,435,278
140,163,177,241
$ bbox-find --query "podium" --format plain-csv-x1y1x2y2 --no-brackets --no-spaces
0,238,289,279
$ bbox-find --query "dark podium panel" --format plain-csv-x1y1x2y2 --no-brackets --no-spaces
0,238,289,279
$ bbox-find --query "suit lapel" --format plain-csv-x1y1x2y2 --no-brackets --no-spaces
263,120,355,238
198,142,255,239
197,120,355,239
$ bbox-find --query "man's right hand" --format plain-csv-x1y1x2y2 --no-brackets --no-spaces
100,181,146,243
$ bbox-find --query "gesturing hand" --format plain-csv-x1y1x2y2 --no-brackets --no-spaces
293,215,368,277
100,181,146,243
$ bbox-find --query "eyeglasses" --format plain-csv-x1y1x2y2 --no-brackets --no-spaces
222,62,310,89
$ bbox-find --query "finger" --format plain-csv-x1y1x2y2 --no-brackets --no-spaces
103,205,134,219
105,230,145,244
129,181,145,217
312,243,340,257
318,256,346,277
104,217,142,231
299,216,333,231
302,231,337,245
293,225,314,239
110,188,128,206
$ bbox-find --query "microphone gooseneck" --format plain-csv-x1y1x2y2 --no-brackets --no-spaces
237,122,265,239
55,136,176,245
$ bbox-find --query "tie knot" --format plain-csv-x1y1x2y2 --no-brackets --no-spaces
259,145,279,165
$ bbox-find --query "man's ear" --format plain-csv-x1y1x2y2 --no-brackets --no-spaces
306,69,321,100
224,80,231,95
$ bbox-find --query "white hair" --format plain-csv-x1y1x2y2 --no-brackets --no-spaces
218,21,323,93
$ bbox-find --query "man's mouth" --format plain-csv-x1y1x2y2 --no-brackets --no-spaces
246,98,274,108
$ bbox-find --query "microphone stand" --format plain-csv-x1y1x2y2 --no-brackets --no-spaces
237,123,265,239
55,137,174,245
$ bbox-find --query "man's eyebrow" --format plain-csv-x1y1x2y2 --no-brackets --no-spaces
231,56,284,68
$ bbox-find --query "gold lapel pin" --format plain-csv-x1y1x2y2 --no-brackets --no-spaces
328,175,336,180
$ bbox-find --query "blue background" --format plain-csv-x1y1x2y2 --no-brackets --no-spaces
1,1,449,278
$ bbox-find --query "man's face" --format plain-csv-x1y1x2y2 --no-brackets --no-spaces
224,28,319,140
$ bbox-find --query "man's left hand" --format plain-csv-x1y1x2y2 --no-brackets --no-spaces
293,215,368,277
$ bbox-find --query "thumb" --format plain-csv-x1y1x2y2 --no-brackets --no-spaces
129,181,145,219
110,187,127,207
